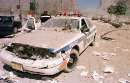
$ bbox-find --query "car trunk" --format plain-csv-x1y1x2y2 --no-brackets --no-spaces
6,43,56,60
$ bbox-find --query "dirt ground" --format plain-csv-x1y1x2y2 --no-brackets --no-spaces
0,20,130,83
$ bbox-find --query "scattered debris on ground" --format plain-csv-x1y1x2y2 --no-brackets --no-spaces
92,51,116,60
80,71,88,77
128,72,130,77
92,71,104,83
0,69,19,83
92,51,101,56
103,65,114,73
118,78,130,83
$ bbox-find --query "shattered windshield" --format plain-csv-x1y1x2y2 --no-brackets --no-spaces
42,18,79,30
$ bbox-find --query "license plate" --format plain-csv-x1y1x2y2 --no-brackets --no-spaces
11,62,23,71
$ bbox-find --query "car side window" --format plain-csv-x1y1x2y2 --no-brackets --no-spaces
81,19,88,29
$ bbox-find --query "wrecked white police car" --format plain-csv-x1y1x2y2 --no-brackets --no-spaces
0,16,96,75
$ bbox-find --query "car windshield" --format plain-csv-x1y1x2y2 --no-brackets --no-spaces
0,16,13,24
42,18,79,30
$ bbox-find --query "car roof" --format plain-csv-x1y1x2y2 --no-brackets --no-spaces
0,16,14,18
53,16,85,20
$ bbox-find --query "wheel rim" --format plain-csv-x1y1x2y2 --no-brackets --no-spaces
67,54,78,69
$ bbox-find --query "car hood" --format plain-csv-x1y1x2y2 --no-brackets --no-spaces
13,30,81,50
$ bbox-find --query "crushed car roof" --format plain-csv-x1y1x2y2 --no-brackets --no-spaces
53,16,83,20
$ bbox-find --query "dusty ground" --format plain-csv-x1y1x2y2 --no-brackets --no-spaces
0,20,130,83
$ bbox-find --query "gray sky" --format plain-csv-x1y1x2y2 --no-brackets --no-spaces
77,0,100,9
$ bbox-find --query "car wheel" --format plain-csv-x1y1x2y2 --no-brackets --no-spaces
64,49,79,73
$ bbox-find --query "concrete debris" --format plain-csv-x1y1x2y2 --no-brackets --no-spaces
92,71,104,83
47,79,58,83
118,78,130,83
76,65,86,70
103,65,114,73
80,71,88,77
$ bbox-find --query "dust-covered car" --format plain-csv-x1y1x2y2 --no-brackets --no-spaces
0,16,96,75
0,16,22,36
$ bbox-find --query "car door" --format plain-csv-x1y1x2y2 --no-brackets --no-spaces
80,18,90,48
85,18,96,44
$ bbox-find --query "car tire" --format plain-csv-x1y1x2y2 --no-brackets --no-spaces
64,49,79,73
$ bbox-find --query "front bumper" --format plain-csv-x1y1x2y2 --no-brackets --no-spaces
0,50,66,75
22,63,62,75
